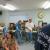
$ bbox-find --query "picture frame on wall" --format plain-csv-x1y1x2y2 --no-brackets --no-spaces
38,21,43,28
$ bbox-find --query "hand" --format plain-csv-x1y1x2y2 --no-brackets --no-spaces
5,47,9,50
48,37,50,43
29,30,31,32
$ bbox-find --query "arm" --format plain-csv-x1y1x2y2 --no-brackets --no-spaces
25,27,32,32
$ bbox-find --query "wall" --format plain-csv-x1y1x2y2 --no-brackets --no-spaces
43,9,50,24
0,9,50,25
0,11,4,23
35,9,50,24
0,10,35,25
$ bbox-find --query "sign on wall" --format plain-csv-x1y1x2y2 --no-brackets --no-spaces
8,16,28,23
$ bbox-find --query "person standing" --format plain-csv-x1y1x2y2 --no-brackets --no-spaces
16,20,22,44
25,18,34,42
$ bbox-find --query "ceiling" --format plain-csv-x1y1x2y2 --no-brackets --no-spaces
0,0,48,10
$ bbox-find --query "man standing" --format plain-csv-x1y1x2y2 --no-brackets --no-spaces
16,20,22,44
25,18,34,42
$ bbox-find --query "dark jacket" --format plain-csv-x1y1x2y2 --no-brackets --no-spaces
35,24,50,50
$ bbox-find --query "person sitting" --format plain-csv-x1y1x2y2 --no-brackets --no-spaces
3,31,19,50
36,24,50,50
8,23,16,38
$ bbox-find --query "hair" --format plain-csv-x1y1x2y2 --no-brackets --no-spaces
9,31,14,39
9,23,16,30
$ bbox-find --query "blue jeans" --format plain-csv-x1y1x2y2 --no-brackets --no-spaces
15,31,22,43
27,32,32,42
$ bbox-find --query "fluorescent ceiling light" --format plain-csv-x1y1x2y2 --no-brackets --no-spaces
42,1,50,9
0,4,17,10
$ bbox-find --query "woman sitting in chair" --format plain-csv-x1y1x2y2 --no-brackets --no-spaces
3,31,19,50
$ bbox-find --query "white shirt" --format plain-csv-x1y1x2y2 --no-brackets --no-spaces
25,22,34,32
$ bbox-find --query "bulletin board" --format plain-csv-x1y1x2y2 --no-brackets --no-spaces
8,16,29,23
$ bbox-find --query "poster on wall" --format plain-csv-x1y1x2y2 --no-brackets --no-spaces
38,21,43,28
8,16,28,23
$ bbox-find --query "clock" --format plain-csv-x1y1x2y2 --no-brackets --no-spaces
38,11,45,19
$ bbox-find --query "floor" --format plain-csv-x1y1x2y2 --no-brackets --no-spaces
19,43,35,50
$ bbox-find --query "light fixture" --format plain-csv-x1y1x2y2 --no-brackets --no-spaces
0,4,17,10
42,1,50,9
